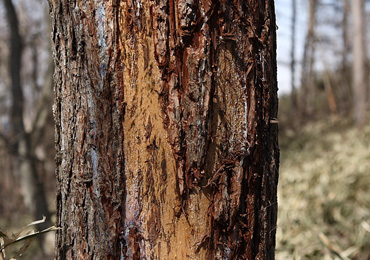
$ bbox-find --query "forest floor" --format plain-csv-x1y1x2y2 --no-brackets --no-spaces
276,115,370,259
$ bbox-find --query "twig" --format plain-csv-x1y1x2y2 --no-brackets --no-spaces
319,233,348,260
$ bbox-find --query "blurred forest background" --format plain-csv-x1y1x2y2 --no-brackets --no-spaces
0,0,369,259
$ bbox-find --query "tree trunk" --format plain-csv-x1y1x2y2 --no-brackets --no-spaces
291,0,298,111
352,0,367,125
339,0,351,114
323,71,338,118
300,0,317,116
49,1,279,259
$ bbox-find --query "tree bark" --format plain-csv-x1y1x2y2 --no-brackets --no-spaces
352,0,367,125
49,1,279,259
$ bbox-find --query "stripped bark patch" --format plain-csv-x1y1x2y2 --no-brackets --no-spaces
152,1,279,259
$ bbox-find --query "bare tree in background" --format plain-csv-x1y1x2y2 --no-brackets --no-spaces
291,0,297,111
49,0,279,259
300,0,318,116
2,0,52,232
339,0,351,114
352,0,367,125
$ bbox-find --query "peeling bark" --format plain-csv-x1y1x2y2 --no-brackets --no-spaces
50,0,279,259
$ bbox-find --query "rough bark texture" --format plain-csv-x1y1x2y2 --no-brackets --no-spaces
50,0,279,259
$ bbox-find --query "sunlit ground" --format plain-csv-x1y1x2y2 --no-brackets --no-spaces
276,115,370,259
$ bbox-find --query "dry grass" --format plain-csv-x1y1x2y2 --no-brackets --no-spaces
276,117,370,259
